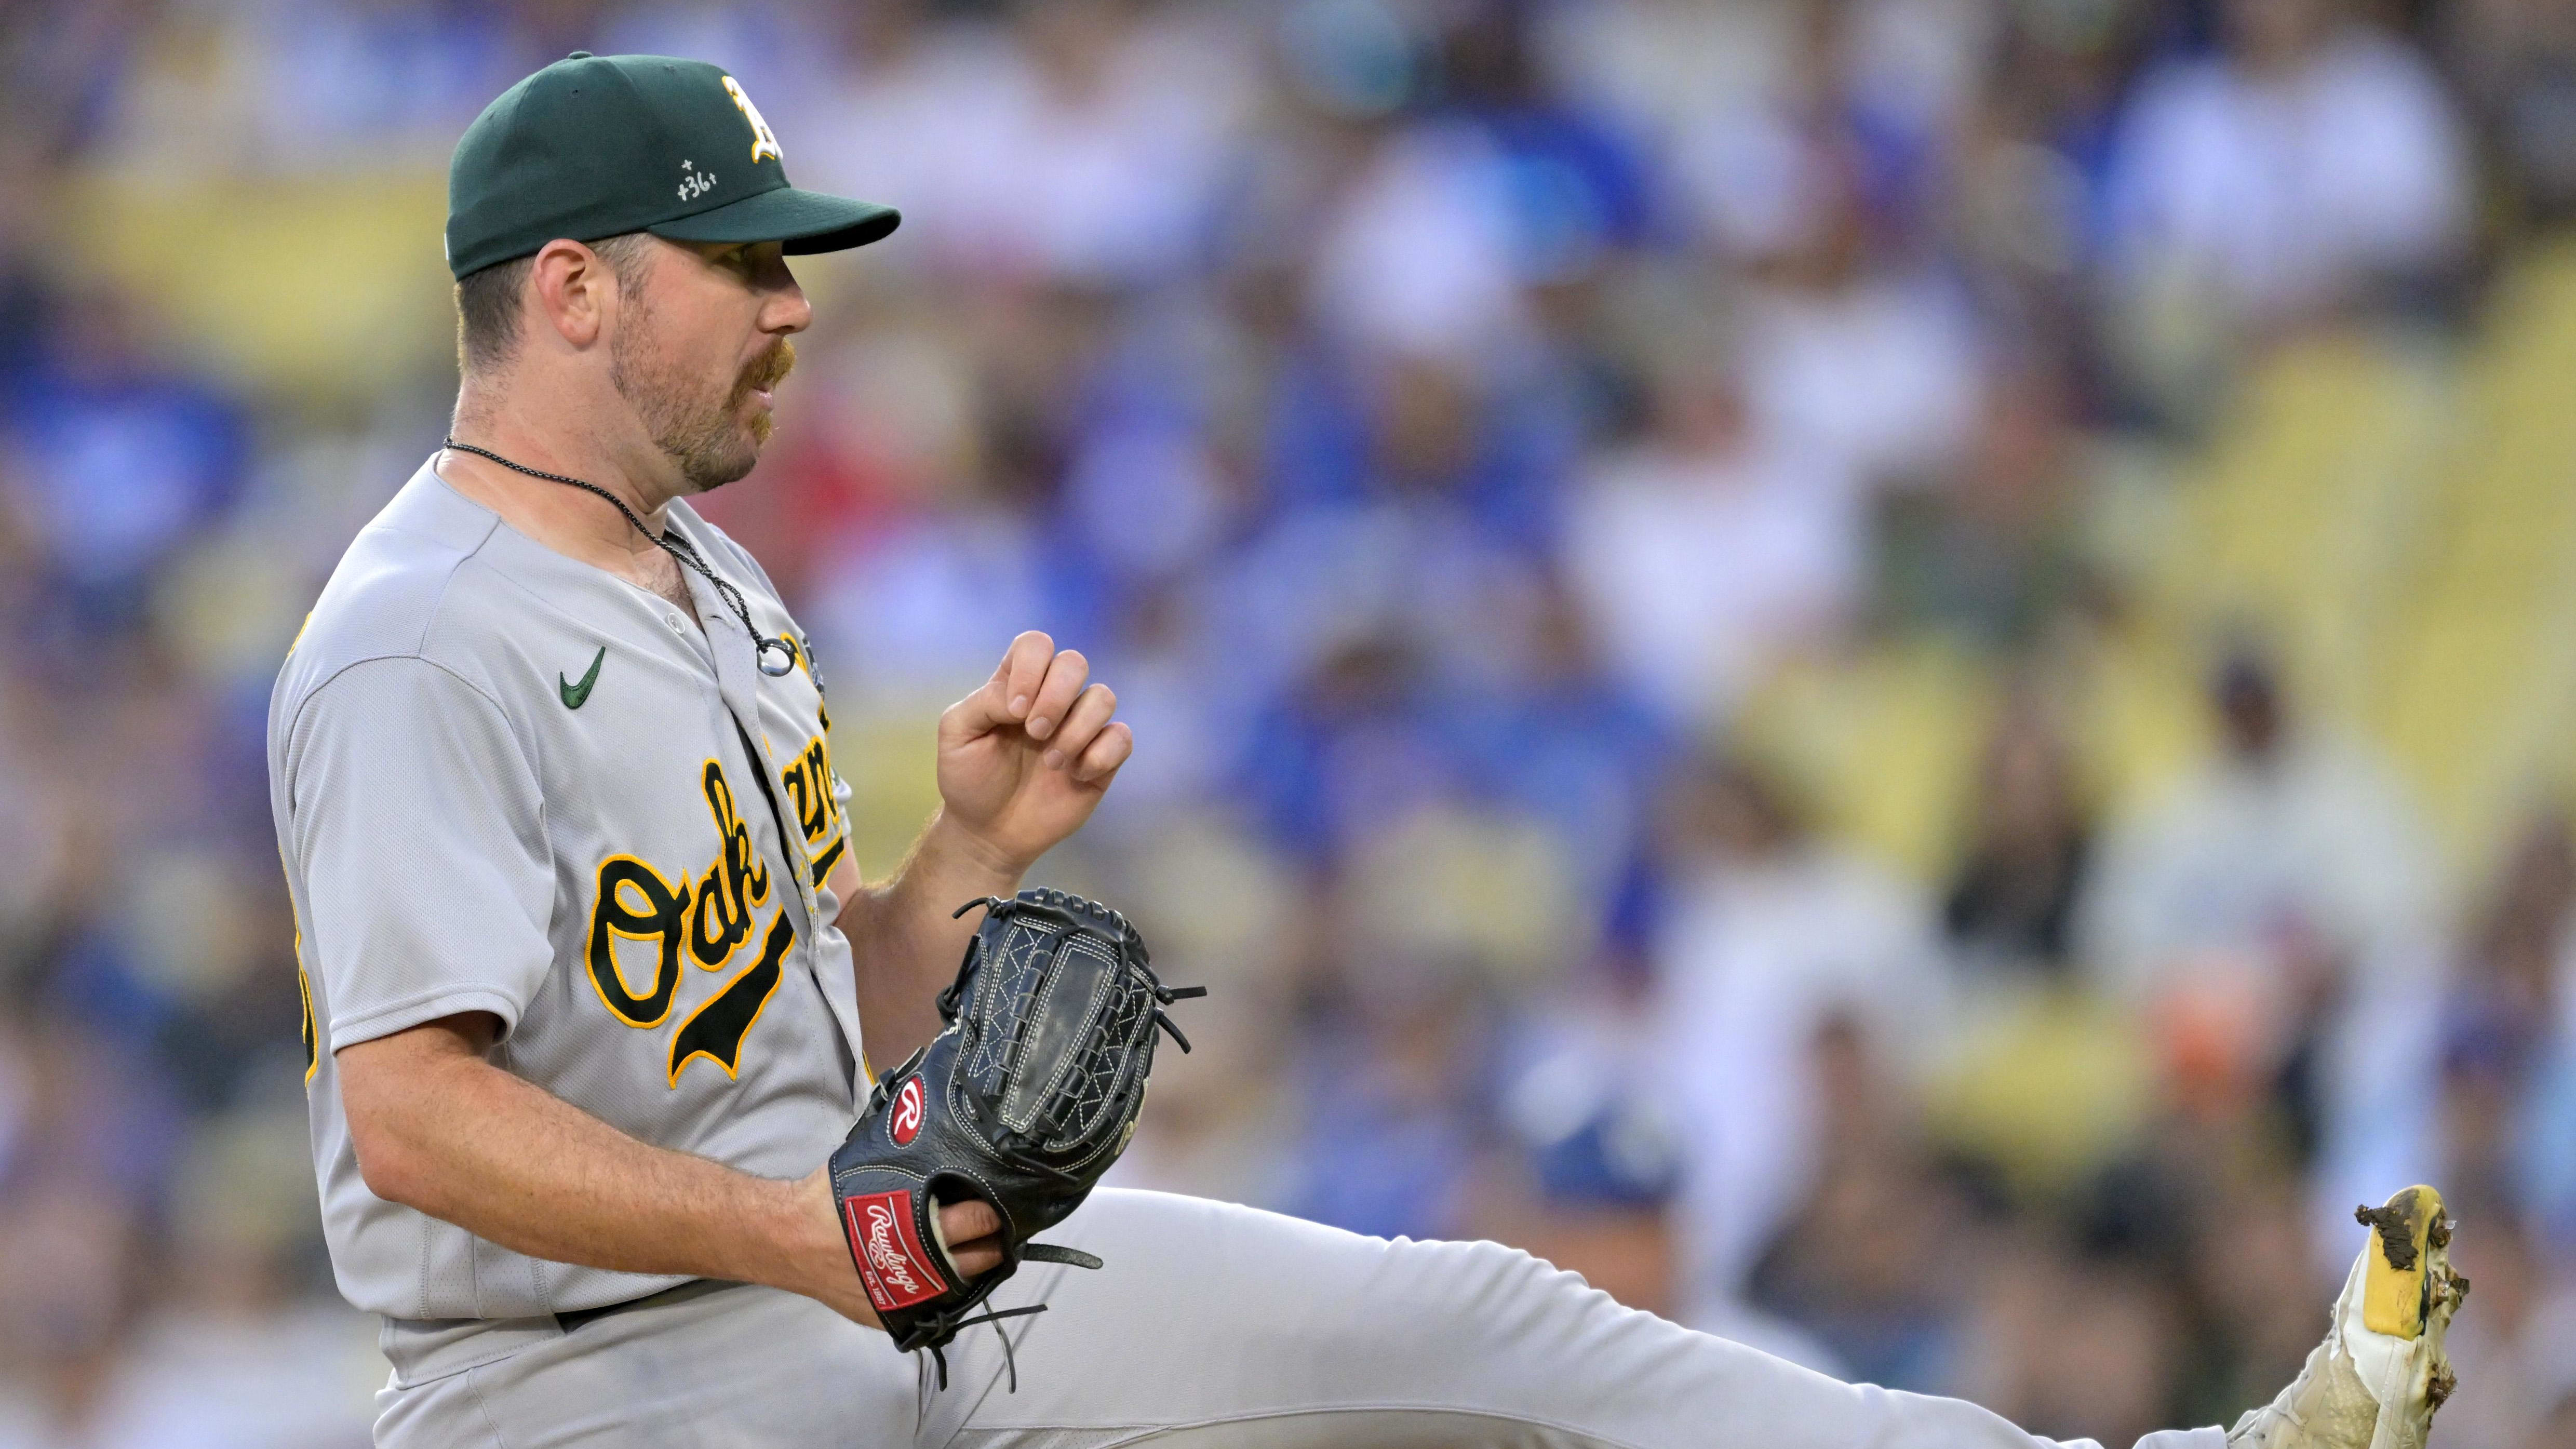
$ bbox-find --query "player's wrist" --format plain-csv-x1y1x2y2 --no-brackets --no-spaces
920,808,1030,888
742,1169,881,1330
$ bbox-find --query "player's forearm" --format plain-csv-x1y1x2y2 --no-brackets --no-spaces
844,807,1020,1065
339,1021,853,1311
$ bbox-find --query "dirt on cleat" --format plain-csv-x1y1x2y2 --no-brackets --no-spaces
2355,1186,2439,1339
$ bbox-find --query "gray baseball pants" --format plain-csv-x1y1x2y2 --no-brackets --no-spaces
372,1188,2226,1448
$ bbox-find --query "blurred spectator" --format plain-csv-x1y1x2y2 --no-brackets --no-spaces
1467,1017,1687,1317
797,0,1028,268
2440,0,2576,226
2438,814,2575,1209
1281,942,1493,1241
1746,1011,1970,1394
1943,690,2096,982
1957,1218,2189,1449
1651,745,1950,1309
1429,0,1657,287
1307,122,1545,367
2078,646,2443,1002
1735,231,1985,492
1217,342,1568,733
2103,0,2472,407
2498,812,2576,1266
2,290,246,643
1097,817,1303,1206
1434,579,1669,950
1617,0,1989,485
2077,646,2447,1268
1304,0,1658,368
1873,372,2089,649
1564,287,1861,726
809,0,1250,286
1237,635,1453,866
1942,0,2158,396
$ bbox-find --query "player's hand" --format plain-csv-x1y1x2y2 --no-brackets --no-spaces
936,1198,1005,1280
784,1167,1004,1329
934,631,1132,873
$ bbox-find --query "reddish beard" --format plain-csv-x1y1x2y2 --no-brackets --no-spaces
611,313,797,491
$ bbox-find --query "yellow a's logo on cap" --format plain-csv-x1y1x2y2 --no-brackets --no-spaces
721,75,782,164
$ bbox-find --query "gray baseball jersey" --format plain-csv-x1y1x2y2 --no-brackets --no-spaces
269,458,866,1321
292,464,2245,1449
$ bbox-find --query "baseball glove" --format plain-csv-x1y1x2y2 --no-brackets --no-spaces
830,888,1203,1384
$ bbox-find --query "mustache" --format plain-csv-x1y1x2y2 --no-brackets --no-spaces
736,339,796,400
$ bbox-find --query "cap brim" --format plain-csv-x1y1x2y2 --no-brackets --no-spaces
648,186,901,255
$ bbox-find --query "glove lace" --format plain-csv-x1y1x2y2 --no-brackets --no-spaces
923,1303,1048,1392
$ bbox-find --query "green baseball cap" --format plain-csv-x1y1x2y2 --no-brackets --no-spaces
445,52,900,279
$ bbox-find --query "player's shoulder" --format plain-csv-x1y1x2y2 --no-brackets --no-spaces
273,461,524,721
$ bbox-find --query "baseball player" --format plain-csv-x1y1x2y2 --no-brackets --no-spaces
270,53,2463,1448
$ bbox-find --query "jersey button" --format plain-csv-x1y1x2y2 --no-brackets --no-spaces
665,614,686,632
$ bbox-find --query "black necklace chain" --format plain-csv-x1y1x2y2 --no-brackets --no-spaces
443,437,796,677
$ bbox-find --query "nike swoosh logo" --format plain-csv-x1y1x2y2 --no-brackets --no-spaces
560,646,606,709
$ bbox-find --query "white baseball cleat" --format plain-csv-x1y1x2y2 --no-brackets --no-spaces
2225,1185,2470,1449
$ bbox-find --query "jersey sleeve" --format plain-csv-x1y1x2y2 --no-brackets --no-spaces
283,655,555,1049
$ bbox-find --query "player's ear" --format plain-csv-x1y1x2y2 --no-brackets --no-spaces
527,238,610,351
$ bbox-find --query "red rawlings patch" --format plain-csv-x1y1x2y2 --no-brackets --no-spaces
890,1076,926,1147
844,1190,946,1313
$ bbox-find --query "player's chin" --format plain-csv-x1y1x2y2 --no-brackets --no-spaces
680,432,766,494
726,393,782,452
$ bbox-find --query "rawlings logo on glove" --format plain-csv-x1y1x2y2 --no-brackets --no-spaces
846,1190,945,1311
828,888,1203,1384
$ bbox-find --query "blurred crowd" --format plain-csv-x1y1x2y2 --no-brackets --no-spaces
3,0,2575,1444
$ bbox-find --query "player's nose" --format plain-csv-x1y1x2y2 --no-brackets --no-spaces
755,249,811,334
764,283,811,336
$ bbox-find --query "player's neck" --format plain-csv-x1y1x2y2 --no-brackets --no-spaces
438,442,702,618
444,392,689,579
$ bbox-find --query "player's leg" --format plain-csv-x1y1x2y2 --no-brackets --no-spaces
373,1280,917,1448
2225,1186,2468,1449
914,1189,2222,1449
